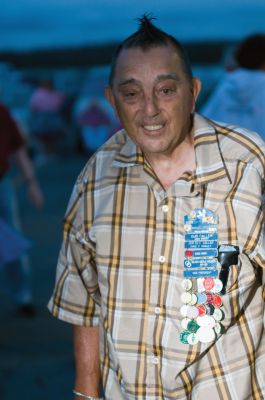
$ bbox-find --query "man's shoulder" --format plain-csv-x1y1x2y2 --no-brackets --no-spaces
209,117,265,175
76,129,131,184
212,118,264,148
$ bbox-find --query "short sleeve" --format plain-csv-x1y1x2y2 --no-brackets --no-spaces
48,178,101,326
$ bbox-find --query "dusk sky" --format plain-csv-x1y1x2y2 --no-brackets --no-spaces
0,0,265,51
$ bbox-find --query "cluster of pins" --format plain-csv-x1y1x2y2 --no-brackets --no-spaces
179,277,224,345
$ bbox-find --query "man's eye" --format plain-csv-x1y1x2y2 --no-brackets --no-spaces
159,87,175,95
124,92,137,97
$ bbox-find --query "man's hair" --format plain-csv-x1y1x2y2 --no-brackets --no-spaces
108,15,193,86
235,34,265,70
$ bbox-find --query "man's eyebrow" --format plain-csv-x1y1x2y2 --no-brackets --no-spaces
118,78,139,87
156,73,180,82
118,73,180,87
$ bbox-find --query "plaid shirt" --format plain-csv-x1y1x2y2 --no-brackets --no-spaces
48,114,265,399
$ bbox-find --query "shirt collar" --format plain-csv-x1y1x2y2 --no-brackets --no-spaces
193,113,232,184
111,130,144,168
112,114,231,185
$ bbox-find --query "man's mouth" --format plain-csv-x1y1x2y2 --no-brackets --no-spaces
142,124,164,132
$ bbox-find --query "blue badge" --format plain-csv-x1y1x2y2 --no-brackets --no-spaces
185,233,218,241
184,208,219,278
184,258,217,269
185,249,218,258
184,269,218,278
184,240,218,250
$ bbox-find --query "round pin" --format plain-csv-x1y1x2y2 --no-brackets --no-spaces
197,315,216,328
203,277,214,291
181,317,191,330
197,304,206,316
213,308,224,321
214,322,223,335
181,292,192,304
197,292,207,304
189,293,198,306
185,250,193,258
197,327,215,343
187,320,199,333
184,224,191,232
179,330,190,344
206,292,214,304
180,305,189,317
212,279,223,293
197,278,206,293
181,278,192,291
205,303,215,315
186,306,199,319
212,295,223,308
187,332,199,345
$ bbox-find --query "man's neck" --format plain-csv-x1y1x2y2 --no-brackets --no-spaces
145,140,196,190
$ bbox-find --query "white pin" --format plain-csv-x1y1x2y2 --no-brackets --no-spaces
197,327,215,343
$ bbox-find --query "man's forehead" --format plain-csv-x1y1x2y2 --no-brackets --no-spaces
114,45,184,82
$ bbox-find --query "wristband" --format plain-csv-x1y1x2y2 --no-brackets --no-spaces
73,389,103,400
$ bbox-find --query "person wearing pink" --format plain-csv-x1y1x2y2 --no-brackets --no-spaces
30,79,65,112
29,79,66,155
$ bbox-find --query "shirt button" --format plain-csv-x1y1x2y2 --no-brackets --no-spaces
159,255,165,263
155,307,161,315
153,357,159,365
162,205,169,213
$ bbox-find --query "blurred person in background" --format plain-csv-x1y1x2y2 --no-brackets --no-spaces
0,217,31,268
0,102,44,317
76,98,112,156
201,34,265,138
29,78,67,160
49,16,265,400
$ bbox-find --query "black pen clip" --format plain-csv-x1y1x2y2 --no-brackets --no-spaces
218,245,239,295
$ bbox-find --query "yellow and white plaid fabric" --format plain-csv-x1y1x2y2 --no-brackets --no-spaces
48,114,265,399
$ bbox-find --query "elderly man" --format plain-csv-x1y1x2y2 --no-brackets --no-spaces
48,16,265,400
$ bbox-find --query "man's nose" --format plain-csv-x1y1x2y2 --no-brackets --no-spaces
143,94,159,117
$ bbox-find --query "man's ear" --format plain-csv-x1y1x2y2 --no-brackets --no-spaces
105,85,121,122
105,86,116,110
191,77,202,111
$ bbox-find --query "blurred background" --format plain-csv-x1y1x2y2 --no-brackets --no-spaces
0,1,264,398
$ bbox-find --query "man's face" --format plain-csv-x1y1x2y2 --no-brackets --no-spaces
106,45,201,160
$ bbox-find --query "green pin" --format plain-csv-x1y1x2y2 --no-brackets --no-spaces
179,330,190,344
187,320,199,333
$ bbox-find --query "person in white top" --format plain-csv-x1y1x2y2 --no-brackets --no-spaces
201,34,265,139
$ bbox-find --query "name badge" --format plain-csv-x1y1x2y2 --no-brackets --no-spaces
180,208,225,345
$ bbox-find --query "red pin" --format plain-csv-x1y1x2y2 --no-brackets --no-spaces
185,250,193,258
197,304,206,316
203,277,214,291
212,295,223,308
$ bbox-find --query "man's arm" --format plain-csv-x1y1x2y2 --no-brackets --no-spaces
13,147,44,209
73,325,101,398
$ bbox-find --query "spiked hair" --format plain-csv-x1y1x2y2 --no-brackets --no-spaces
108,15,193,85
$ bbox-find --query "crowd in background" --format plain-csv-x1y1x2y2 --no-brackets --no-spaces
0,33,265,319
0,63,120,317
